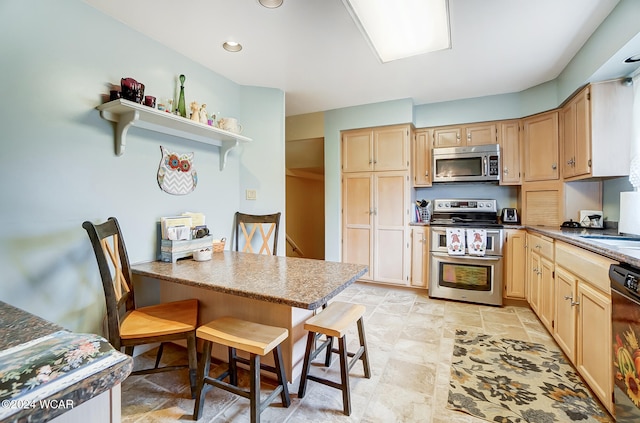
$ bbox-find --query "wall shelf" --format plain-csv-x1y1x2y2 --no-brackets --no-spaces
96,99,251,170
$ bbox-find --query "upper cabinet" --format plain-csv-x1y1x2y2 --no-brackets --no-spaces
432,122,498,147
523,110,559,182
342,124,411,173
560,80,633,181
498,120,522,185
412,129,431,187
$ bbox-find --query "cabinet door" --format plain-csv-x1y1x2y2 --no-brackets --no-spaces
374,125,410,171
554,267,577,361
342,174,373,280
412,130,431,187
504,229,526,299
433,126,462,147
528,251,541,314
373,172,409,284
342,129,373,172
523,111,559,181
539,256,555,332
410,227,429,288
561,99,577,178
572,89,591,177
466,123,497,146
576,282,612,413
499,120,521,185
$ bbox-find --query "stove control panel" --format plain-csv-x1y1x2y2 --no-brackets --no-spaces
433,199,497,213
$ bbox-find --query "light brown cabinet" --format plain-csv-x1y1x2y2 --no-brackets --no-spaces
410,226,429,288
561,80,633,181
526,232,554,333
342,124,410,173
432,122,497,147
503,229,526,299
498,120,522,185
412,129,431,187
523,111,559,182
554,241,616,414
342,171,409,285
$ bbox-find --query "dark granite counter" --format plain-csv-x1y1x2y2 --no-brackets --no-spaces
526,226,640,267
0,301,132,423
132,251,368,310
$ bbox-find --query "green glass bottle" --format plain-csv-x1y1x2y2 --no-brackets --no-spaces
177,74,186,117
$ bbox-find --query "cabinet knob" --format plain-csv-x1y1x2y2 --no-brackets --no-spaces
564,295,572,301
503,168,509,174
571,300,580,307
552,163,557,170
425,170,428,177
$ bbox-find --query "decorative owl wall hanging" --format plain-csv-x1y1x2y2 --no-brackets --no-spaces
157,146,197,195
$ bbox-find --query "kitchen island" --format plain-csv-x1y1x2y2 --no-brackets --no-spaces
131,252,368,384
0,302,132,423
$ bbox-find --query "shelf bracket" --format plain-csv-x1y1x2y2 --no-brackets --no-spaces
100,109,140,156
220,140,239,171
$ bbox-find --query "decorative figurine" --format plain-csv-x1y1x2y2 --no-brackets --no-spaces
177,74,186,117
190,101,200,121
199,104,209,124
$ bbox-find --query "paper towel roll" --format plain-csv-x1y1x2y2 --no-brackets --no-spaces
620,191,640,236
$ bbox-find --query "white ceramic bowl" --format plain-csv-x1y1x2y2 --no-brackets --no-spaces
193,249,212,261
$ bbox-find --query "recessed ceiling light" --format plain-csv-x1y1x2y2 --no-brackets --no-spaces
625,54,640,63
258,0,283,8
223,41,242,52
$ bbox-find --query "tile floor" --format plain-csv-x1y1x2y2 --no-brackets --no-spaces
121,282,599,422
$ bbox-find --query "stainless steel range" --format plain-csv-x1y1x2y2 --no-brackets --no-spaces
429,199,504,306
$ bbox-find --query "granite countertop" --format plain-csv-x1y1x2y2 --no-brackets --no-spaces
527,226,640,267
0,301,133,423
132,251,368,310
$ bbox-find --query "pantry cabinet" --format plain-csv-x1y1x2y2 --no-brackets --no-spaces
432,122,497,147
503,229,526,299
410,226,429,288
553,241,616,414
412,129,431,187
561,80,633,181
498,120,522,185
342,124,411,173
342,171,410,285
523,111,559,182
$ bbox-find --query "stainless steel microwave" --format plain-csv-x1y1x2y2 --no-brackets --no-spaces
432,144,500,183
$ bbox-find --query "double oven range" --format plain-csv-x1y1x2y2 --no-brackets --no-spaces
428,199,504,306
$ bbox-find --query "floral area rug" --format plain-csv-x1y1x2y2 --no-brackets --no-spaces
447,330,612,423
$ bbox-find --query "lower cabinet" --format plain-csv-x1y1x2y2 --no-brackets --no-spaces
526,232,554,332
410,226,429,288
503,229,526,299
553,241,616,414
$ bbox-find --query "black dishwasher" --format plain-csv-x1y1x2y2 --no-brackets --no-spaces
611,263,640,421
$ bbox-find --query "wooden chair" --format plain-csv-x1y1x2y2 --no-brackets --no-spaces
234,212,281,255
192,317,291,422
82,217,199,396
297,301,371,416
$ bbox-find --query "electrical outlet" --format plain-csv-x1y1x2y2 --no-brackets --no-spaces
246,189,257,200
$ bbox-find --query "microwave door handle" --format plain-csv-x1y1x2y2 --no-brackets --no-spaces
483,156,488,176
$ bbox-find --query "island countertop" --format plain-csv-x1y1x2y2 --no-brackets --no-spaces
0,301,132,423
131,251,368,310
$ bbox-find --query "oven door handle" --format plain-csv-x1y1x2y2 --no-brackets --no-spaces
431,251,502,261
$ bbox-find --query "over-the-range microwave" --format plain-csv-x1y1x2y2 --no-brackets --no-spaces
432,144,500,183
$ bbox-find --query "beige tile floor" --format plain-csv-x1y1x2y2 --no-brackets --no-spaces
120,282,596,422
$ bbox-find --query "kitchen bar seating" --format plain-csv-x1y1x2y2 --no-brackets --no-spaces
192,317,290,422
298,301,371,416
234,211,281,255
82,217,199,395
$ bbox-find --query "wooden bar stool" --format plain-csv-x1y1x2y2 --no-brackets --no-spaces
297,301,371,416
192,317,291,422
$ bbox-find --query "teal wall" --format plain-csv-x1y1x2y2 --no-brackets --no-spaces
0,0,285,332
324,0,640,259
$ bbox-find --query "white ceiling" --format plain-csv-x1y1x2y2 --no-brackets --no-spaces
84,0,636,117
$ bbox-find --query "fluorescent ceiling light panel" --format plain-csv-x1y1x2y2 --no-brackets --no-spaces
343,0,451,63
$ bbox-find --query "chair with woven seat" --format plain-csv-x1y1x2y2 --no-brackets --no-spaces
192,316,291,422
82,217,199,396
234,212,281,255
297,301,371,416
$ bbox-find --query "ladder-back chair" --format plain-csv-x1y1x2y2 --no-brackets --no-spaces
234,212,281,255
82,217,199,396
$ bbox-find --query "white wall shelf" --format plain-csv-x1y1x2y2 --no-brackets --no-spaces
96,99,251,170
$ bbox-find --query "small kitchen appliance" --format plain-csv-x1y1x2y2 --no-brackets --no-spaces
501,208,518,224
432,144,500,183
579,210,603,228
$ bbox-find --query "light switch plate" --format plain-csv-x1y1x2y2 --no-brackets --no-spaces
246,189,257,200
